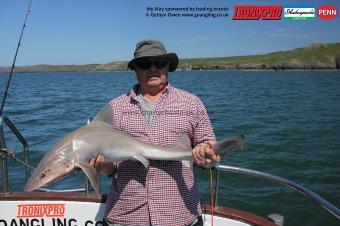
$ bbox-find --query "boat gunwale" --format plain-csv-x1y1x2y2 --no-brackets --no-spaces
0,192,276,226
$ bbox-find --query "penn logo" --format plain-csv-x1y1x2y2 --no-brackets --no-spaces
318,5,337,19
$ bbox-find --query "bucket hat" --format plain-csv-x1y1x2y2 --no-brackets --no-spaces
127,40,178,72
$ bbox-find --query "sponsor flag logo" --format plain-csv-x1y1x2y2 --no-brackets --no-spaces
17,204,65,218
284,6,315,20
233,5,282,20
318,5,337,20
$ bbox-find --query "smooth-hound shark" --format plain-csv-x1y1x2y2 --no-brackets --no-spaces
24,104,245,194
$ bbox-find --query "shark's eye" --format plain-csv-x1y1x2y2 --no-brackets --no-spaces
39,169,51,178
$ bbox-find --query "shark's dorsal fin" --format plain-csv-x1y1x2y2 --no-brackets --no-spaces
169,133,191,150
168,134,192,168
77,162,100,194
90,104,119,129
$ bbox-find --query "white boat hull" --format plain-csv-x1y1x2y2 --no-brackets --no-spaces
0,192,276,226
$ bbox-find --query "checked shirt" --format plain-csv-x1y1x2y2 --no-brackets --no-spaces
104,84,215,226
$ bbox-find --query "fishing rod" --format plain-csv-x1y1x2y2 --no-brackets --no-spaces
0,0,33,116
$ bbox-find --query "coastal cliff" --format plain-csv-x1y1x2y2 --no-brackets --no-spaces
1,42,339,73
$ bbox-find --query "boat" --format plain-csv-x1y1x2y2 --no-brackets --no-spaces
0,192,277,226
0,116,339,226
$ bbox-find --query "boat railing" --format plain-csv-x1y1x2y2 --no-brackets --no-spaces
70,162,340,221
0,115,31,193
212,164,340,220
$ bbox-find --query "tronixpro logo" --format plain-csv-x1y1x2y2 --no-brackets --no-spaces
17,204,65,218
233,5,282,20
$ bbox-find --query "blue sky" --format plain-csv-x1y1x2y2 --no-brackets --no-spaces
0,0,339,66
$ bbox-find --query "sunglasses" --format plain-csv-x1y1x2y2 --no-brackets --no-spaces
134,57,169,70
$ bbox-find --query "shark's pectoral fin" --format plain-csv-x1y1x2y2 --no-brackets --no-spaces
77,162,100,194
181,160,191,168
132,155,150,168
90,104,120,129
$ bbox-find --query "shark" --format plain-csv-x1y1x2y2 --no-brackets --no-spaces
24,104,245,194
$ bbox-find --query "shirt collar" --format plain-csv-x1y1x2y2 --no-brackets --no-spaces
129,83,171,101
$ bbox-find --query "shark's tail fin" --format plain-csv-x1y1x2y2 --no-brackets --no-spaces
212,134,246,159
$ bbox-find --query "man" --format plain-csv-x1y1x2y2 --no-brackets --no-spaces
92,40,219,226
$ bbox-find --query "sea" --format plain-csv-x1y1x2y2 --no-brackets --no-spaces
0,71,339,226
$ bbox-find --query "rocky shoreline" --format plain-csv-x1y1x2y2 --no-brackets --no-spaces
1,42,339,73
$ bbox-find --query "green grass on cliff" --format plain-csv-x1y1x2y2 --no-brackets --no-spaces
1,42,339,73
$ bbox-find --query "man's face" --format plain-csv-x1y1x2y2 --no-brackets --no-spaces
134,57,169,91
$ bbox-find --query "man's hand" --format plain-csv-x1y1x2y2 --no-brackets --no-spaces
88,154,116,176
192,141,220,169
89,154,105,171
